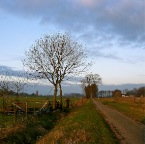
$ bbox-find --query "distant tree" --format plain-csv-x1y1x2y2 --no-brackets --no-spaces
124,89,128,95
10,72,28,97
23,32,89,109
91,83,98,98
0,71,12,96
112,89,122,97
126,90,133,96
133,88,138,96
81,74,102,98
125,88,138,97
136,87,145,97
0,71,28,97
84,85,91,98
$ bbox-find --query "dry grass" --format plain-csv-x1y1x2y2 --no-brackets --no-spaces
99,97,145,123
0,124,26,140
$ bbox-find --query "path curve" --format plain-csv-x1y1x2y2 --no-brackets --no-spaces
93,99,145,144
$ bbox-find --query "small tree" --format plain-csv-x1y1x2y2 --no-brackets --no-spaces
23,32,89,109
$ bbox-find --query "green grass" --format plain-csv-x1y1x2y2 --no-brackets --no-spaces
0,95,79,108
0,107,71,144
37,99,119,144
0,95,79,128
0,95,49,127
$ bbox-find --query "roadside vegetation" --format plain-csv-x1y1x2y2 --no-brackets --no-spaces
0,95,80,144
0,108,70,144
37,98,118,144
98,97,145,124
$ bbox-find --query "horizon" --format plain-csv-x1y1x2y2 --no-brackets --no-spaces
23,82,145,95
0,65,144,95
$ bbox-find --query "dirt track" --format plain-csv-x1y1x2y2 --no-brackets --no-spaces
93,99,145,144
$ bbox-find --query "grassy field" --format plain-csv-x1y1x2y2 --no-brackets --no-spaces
0,96,81,144
0,95,49,127
0,95,79,108
98,97,145,124
37,98,118,144
0,95,79,128
0,108,71,144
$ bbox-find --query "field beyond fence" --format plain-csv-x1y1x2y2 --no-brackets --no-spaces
0,95,78,128
0,95,80,144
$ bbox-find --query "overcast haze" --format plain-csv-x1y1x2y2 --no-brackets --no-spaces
0,0,145,94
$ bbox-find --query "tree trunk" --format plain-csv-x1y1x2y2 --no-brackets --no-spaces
59,84,62,108
53,84,58,110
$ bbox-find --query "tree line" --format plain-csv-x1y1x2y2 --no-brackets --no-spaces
125,87,145,97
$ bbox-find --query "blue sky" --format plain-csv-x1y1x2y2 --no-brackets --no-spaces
0,0,145,87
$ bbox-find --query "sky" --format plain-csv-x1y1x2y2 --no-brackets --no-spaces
0,0,145,94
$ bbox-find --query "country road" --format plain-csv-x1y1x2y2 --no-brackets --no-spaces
93,99,145,144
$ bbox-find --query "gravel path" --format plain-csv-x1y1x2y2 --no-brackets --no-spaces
93,99,145,144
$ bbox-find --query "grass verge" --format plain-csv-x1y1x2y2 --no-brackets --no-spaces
37,99,119,144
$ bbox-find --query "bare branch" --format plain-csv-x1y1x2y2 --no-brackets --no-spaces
23,32,90,109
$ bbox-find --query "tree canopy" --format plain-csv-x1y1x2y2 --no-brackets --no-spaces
23,32,89,109
81,74,102,98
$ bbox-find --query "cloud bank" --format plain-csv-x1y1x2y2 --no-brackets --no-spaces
0,0,144,44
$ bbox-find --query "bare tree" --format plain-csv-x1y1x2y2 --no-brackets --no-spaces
0,71,28,97
10,72,28,96
81,74,102,87
81,74,102,98
23,32,89,109
0,72,12,96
